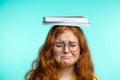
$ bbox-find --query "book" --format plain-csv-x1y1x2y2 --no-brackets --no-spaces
43,16,90,27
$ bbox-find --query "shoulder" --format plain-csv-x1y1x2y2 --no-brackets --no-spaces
93,74,99,80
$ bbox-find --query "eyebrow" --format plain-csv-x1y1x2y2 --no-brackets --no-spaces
55,41,78,44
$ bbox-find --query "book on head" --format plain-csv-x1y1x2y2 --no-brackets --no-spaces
42,16,90,27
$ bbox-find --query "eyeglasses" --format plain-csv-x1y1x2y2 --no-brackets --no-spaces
53,42,80,52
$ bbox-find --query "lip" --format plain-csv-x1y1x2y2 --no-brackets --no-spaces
61,56,71,59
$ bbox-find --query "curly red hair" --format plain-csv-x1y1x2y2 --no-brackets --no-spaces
25,25,96,80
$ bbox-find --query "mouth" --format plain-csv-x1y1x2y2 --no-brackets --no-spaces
61,56,71,59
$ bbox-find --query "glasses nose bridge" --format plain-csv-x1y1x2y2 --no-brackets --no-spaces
62,44,70,51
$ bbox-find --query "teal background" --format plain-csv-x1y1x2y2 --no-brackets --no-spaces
0,0,120,80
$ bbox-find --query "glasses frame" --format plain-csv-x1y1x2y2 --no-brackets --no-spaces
53,42,80,52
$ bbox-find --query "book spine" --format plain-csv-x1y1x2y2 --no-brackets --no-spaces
43,22,90,27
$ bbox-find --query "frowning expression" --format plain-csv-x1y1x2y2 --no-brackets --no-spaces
52,30,80,67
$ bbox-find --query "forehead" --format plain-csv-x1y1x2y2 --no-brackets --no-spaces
55,30,78,42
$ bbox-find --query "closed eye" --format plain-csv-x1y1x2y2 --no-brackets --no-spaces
69,44,77,47
55,44,64,47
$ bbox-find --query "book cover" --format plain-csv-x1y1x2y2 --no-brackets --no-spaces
43,16,90,27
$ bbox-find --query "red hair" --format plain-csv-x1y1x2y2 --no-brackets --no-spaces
25,25,97,80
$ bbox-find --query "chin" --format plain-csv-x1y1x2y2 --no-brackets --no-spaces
62,62,74,67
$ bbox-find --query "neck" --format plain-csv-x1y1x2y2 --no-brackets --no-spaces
58,66,75,80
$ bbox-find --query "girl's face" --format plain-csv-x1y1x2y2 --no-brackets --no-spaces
52,30,80,67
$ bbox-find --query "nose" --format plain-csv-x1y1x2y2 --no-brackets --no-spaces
63,45,70,53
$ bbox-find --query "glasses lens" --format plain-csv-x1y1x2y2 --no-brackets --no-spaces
69,44,79,52
54,43,64,51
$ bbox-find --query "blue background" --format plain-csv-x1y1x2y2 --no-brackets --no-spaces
0,0,120,80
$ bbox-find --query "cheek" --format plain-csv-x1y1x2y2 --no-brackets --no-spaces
54,53,60,59
73,51,80,61
53,50,61,62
